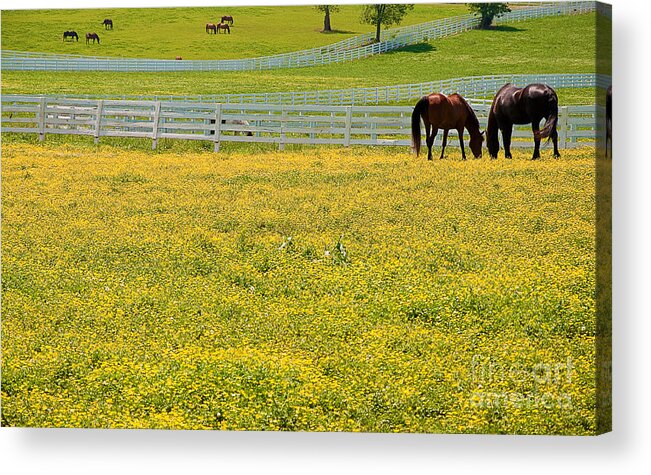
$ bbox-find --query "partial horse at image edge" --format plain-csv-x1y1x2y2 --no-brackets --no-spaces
605,85,612,158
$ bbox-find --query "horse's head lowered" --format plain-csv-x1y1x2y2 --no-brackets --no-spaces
470,130,484,158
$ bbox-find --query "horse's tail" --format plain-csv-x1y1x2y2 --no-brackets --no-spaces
411,97,428,156
536,93,558,141
486,106,500,158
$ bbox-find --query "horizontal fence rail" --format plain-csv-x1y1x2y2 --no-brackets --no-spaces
4,73,610,106
1,2,596,72
2,96,603,151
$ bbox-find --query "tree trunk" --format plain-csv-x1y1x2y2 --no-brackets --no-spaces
375,4,385,43
324,7,332,32
480,14,494,29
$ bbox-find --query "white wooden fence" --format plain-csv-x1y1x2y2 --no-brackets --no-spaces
1,2,595,72
2,96,601,151
13,73,608,106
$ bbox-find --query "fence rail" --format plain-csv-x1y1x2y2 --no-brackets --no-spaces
1,2,595,72
2,96,602,151
11,73,607,106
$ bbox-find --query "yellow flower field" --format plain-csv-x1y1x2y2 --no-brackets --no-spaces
1,143,597,433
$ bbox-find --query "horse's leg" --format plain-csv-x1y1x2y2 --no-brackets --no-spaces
531,120,541,160
502,124,513,159
551,124,560,158
457,128,466,160
426,126,437,161
439,129,448,159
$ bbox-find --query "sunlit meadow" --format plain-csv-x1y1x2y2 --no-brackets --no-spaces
1,143,597,433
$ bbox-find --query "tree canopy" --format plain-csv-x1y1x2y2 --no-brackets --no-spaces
360,4,415,43
467,3,511,29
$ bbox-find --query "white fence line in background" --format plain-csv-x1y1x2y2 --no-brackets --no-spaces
9,73,608,106
1,96,602,151
1,2,597,72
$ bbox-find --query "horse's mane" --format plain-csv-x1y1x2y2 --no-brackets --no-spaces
455,94,480,131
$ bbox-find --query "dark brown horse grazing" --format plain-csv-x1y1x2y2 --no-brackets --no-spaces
216,23,231,34
411,93,484,160
605,85,612,158
206,23,217,34
63,31,78,41
487,83,560,160
102,19,113,30
221,15,234,25
86,33,100,44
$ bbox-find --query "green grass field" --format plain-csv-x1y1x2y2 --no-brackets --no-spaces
2,12,602,106
1,4,468,59
1,143,598,433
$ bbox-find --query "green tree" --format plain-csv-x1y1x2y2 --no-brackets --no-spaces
314,5,340,33
467,3,511,29
360,4,415,43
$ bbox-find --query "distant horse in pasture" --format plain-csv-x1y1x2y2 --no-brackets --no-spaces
210,118,253,136
175,56,183,60
206,23,217,34
102,19,113,30
86,33,100,44
411,92,483,160
605,85,612,158
63,31,79,41
216,23,231,34
487,83,560,160
221,15,234,25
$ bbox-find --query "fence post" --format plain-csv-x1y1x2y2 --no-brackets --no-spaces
559,106,568,149
344,106,352,147
38,97,46,142
94,99,104,145
213,103,222,152
279,108,286,151
151,101,162,150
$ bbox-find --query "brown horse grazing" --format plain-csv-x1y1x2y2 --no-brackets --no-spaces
86,33,100,44
102,19,113,30
411,93,484,160
221,15,234,25
605,85,612,158
216,23,231,34
63,31,78,41
487,83,560,160
206,23,217,34
175,56,182,60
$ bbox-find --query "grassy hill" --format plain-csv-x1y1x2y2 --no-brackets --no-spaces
1,4,468,59
2,12,601,106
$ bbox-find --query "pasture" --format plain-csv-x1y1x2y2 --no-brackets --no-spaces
2,12,602,104
2,143,597,433
1,4,608,434
1,4,469,59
